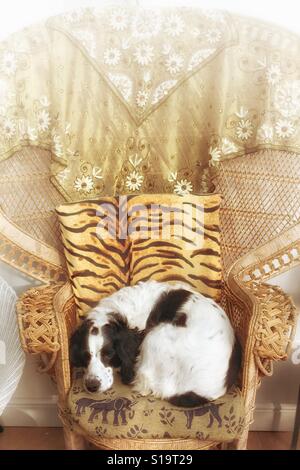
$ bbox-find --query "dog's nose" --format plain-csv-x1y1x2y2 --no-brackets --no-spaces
85,378,101,393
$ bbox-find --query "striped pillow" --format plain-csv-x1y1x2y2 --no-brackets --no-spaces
56,194,222,317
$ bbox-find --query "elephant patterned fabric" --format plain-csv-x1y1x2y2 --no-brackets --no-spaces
57,193,222,317
65,371,245,441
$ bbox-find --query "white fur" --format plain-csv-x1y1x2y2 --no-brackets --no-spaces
85,280,235,400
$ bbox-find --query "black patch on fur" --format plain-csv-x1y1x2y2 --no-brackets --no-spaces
70,319,93,368
174,312,187,327
102,313,144,385
146,289,191,330
100,341,122,369
225,338,242,390
91,326,99,335
168,392,209,408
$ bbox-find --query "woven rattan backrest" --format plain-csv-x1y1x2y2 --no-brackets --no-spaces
1,148,300,283
0,147,64,251
214,149,300,273
0,147,67,283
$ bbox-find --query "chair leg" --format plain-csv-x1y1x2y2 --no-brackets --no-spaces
232,426,249,450
63,427,86,450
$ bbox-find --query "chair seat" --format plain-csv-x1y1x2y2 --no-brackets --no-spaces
66,371,245,442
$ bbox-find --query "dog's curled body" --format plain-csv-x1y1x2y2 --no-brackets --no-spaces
71,280,241,406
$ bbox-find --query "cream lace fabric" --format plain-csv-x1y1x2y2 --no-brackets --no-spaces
1,6,300,201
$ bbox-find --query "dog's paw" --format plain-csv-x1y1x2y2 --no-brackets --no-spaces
135,387,152,397
133,377,152,396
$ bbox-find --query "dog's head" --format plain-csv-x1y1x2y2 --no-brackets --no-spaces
70,313,143,393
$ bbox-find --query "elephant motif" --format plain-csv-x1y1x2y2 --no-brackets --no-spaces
182,402,224,429
75,397,97,416
88,397,136,425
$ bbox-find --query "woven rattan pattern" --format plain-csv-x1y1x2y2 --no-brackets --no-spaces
0,147,64,252
17,284,63,371
215,149,300,271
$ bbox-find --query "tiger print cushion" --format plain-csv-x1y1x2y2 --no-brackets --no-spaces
56,197,130,317
56,194,222,317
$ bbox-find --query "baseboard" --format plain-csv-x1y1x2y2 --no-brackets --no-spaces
0,396,61,427
1,398,296,431
251,404,296,431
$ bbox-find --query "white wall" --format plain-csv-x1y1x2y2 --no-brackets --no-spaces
0,0,300,430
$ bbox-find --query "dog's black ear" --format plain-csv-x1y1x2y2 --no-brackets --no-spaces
104,313,143,385
101,323,122,368
69,320,92,368
115,326,143,385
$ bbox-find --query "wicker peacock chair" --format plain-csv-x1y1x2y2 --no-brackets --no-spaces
0,6,299,449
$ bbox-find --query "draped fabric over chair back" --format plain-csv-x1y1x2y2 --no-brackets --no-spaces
0,5,300,285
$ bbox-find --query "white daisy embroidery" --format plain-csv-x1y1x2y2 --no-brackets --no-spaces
132,12,161,39
266,64,281,85
1,52,17,77
2,118,16,139
133,45,154,67
109,10,128,32
275,119,295,139
165,14,185,37
236,119,254,141
206,29,222,44
126,171,144,191
274,80,300,117
174,179,193,196
165,54,184,75
74,175,94,193
136,90,149,108
37,109,51,132
104,48,121,66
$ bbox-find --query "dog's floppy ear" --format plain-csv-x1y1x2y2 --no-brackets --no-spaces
70,319,92,368
115,326,143,385
105,313,143,385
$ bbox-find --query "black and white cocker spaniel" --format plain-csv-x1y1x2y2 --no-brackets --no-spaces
70,280,241,407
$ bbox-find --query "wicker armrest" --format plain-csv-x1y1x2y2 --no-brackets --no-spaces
16,283,76,375
224,227,300,377
225,278,297,377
